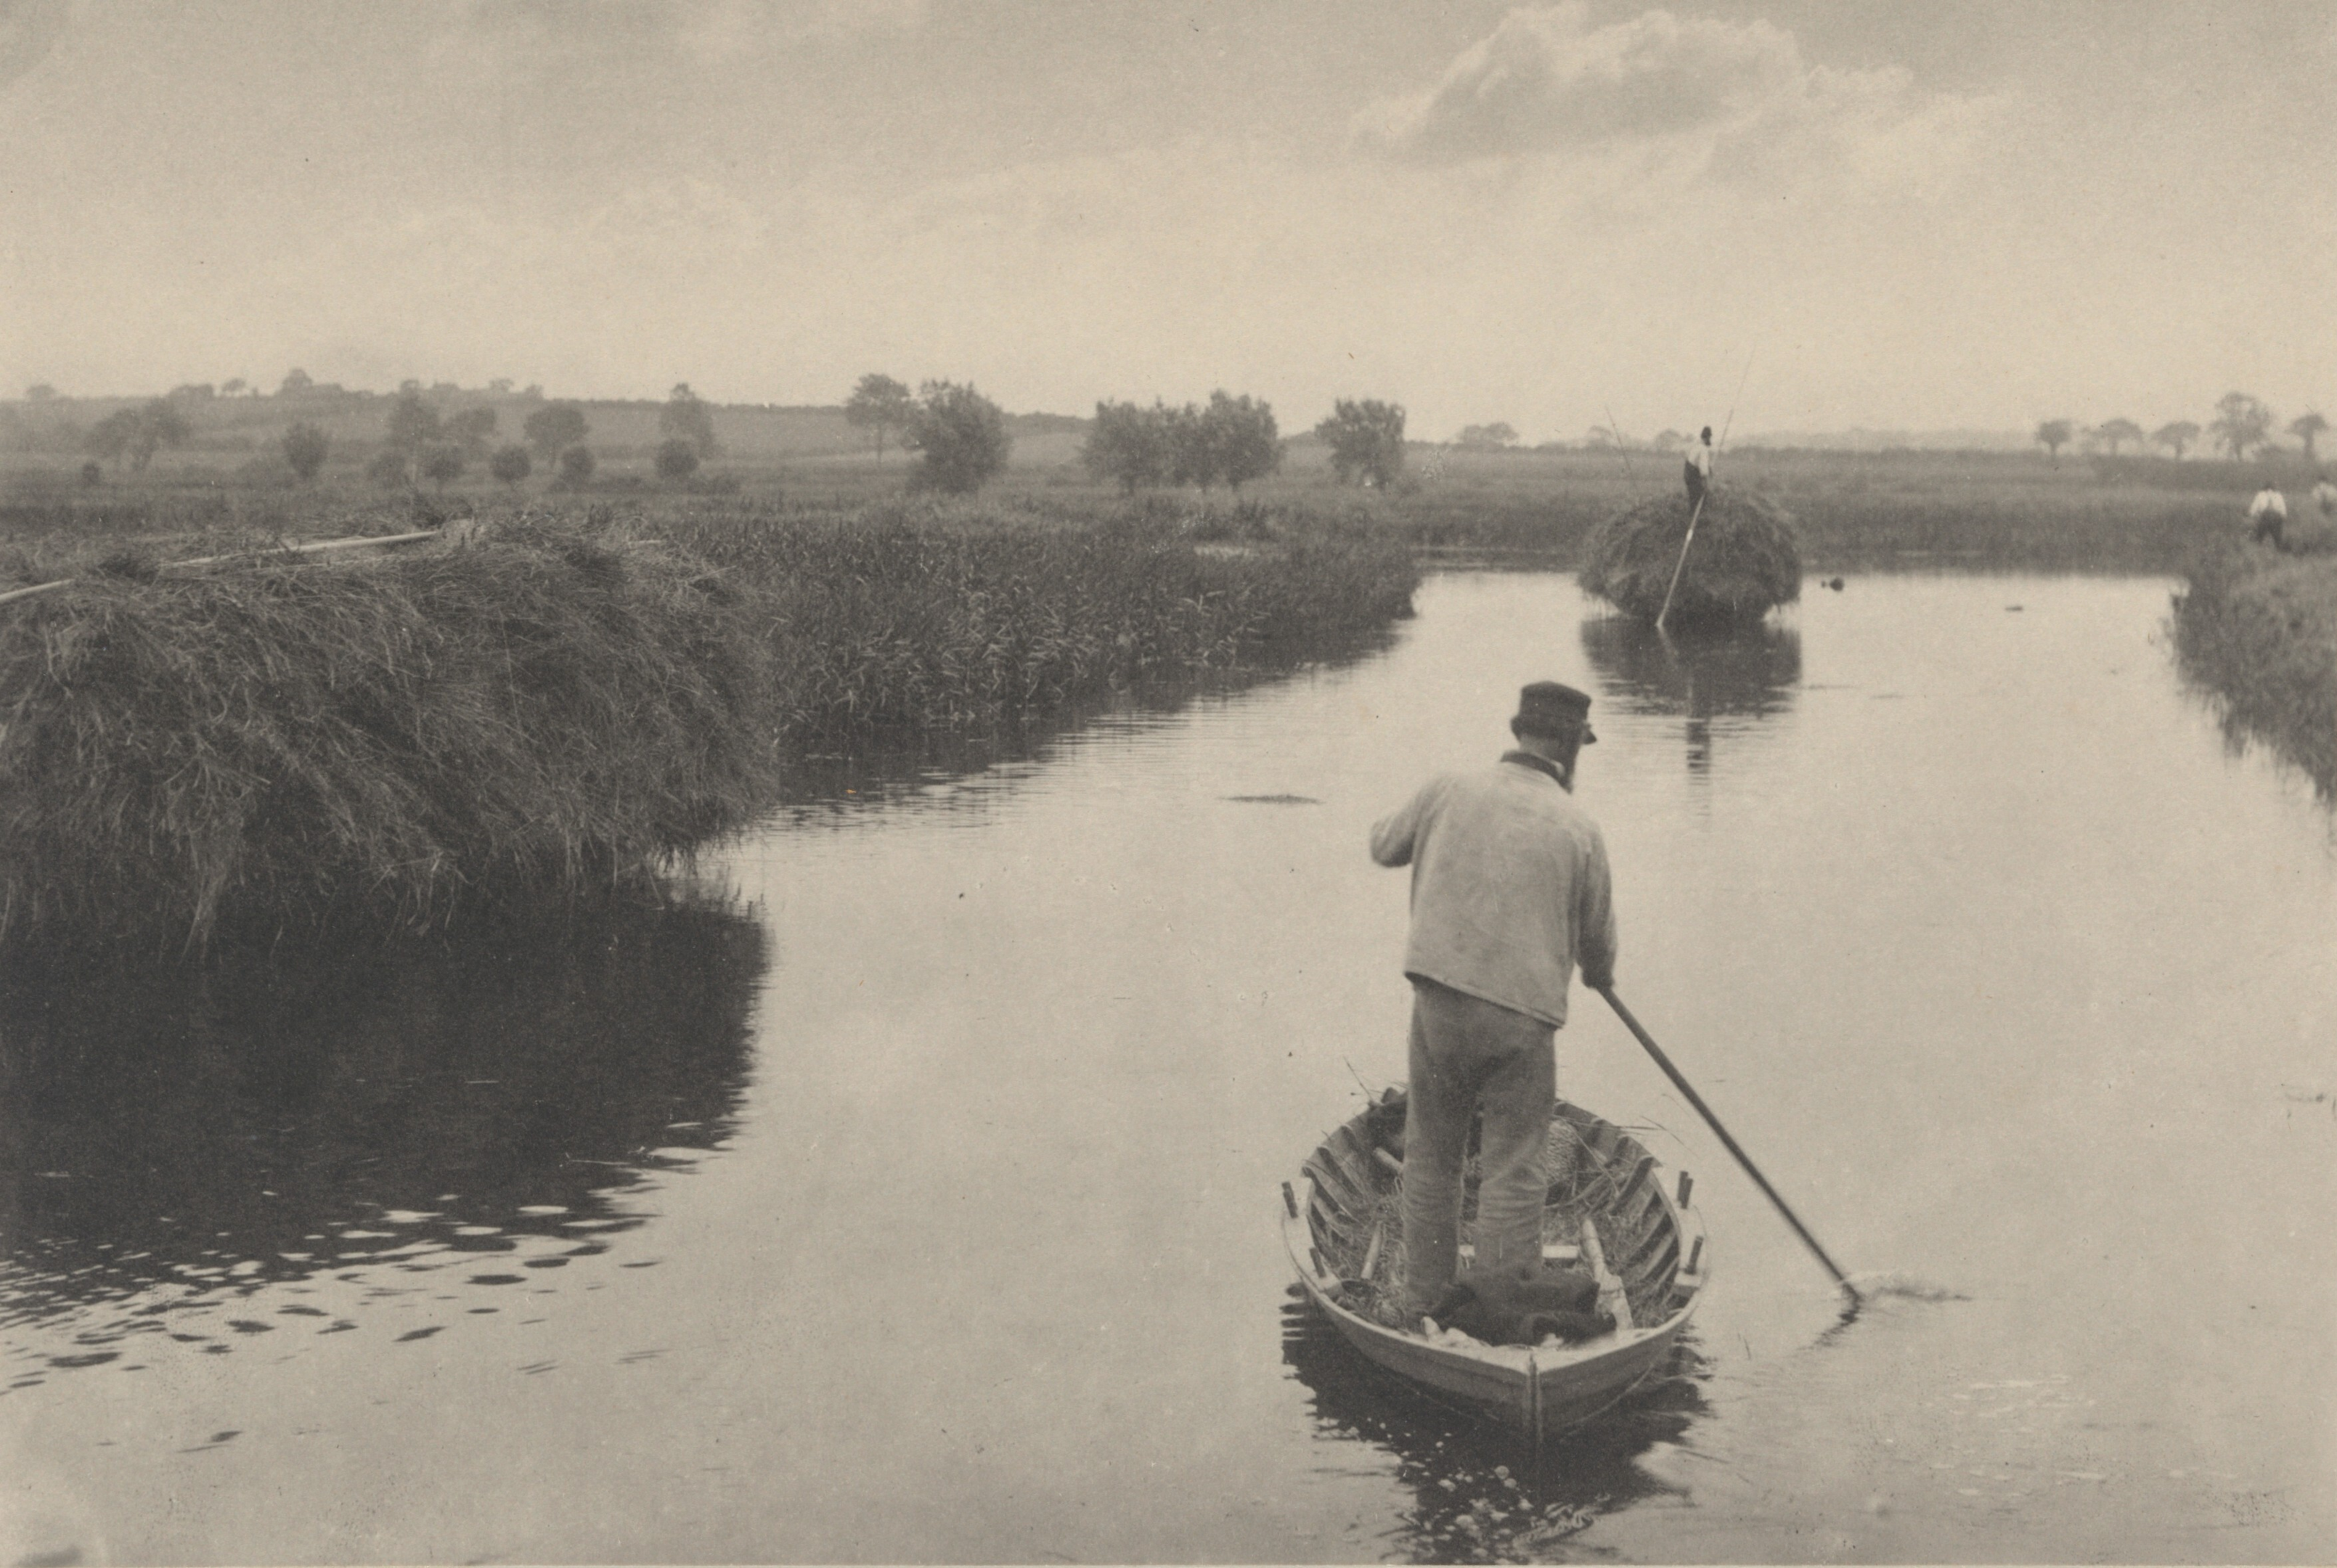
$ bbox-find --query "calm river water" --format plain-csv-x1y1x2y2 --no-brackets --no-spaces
4,570,2334,1564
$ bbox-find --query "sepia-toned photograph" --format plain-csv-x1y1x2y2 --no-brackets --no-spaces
2,2,2332,1562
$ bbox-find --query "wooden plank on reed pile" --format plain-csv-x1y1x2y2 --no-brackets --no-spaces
0,528,443,610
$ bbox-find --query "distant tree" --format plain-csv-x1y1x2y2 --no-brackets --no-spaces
168,383,216,401
366,449,412,488
488,377,515,396
1456,422,1519,448
445,406,499,457
1583,425,1618,449
385,390,441,461
1650,428,1685,451
558,445,597,485
87,399,189,473
1164,392,1289,491
1200,390,1281,491
420,444,466,490
1159,401,1209,487
25,383,56,402
2289,412,2328,463
660,382,719,456
490,444,532,485
844,372,915,461
1316,399,1407,486
2211,392,2275,461
2152,420,2201,460
399,379,424,396
905,380,1011,494
282,421,330,482
2092,417,2145,456
278,368,314,396
221,377,248,398
655,438,701,481
1083,399,1175,494
2034,419,2076,461
523,402,590,464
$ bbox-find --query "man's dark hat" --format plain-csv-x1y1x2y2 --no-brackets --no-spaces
1514,681,1596,743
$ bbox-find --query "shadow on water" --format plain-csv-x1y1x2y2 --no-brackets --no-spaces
1281,1289,1709,1564
1578,615,1801,779
0,888,766,1382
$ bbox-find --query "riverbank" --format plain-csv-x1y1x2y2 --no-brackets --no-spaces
2171,539,2337,793
0,501,1416,949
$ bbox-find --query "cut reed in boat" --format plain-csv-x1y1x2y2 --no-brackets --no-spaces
1578,488,1803,625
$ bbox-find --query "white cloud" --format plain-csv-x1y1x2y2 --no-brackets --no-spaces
1358,2,1994,197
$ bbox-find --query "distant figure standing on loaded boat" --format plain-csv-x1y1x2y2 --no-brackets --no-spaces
1367,682,1618,1328
1683,426,1715,507
2248,480,2287,549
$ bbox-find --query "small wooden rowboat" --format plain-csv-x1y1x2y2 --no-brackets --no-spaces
1282,1087,1707,1442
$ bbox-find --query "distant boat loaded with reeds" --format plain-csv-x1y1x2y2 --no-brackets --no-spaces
1578,488,1803,625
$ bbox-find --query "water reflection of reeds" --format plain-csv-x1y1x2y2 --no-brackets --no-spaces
1279,1289,1708,1561
0,891,765,1375
1580,615,1803,778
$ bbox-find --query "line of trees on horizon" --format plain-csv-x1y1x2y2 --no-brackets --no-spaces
2035,393,2328,467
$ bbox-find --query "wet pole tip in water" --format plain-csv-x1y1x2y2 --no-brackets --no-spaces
1595,985,1864,1315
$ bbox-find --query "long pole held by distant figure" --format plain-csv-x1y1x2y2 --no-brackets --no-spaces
1603,404,1638,489
1653,348,1756,632
1596,985,1861,1309
1653,489,1705,633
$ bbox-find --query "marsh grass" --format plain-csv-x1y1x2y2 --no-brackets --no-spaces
2171,540,2337,793
658,499,1417,740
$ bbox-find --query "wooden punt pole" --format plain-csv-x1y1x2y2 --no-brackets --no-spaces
1596,984,1860,1308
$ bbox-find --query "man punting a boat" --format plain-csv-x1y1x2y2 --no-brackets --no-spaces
1367,682,1619,1329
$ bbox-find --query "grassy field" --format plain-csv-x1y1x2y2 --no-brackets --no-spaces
0,434,2261,581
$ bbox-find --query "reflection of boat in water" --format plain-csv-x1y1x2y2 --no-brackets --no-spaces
1581,615,1801,775
1281,1286,1707,1557
0,892,764,1360
1281,1089,1706,1445
1581,614,1801,718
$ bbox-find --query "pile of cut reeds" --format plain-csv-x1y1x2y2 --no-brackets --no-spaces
0,517,780,948
1578,487,1803,624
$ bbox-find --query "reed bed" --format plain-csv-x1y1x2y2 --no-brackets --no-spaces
0,502,1416,947
2171,542,2337,793
0,518,778,948
656,503,1418,740
1578,488,1803,624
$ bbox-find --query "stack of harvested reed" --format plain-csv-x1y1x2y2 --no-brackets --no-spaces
1578,487,1803,625
0,517,780,950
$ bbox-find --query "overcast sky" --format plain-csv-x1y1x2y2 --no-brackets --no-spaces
3,0,2331,441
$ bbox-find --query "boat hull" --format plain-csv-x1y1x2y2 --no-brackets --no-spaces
1282,1091,1706,1441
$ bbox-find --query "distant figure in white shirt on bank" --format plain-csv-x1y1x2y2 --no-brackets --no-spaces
1682,426,1714,508
2312,473,2336,522
2247,481,2287,549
